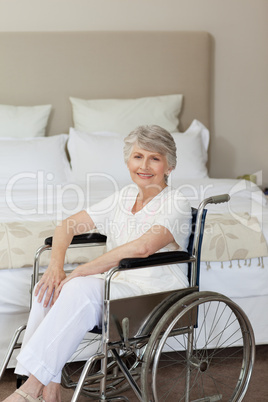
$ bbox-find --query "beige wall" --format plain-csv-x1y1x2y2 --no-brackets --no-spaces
1,0,267,186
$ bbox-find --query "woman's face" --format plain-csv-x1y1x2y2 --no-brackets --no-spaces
127,144,171,191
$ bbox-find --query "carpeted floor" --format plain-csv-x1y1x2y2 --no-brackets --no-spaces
0,345,267,401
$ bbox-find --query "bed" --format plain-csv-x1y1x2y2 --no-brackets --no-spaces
0,31,267,368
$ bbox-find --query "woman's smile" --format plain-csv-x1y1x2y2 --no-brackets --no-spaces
137,172,154,179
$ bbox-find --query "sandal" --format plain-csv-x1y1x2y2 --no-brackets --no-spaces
15,389,44,402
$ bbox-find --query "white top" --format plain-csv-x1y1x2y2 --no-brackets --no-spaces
87,184,191,294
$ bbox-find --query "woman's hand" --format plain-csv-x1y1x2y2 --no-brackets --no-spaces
52,225,175,305
34,263,66,307
34,210,96,307
52,265,87,306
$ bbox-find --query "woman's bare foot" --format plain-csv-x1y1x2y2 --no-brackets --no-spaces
42,382,61,402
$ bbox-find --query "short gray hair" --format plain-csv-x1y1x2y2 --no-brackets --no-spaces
123,125,177,170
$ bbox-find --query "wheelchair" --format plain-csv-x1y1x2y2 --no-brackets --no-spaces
0,194,255,402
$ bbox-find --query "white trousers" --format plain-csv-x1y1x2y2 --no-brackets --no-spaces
15,275,143,386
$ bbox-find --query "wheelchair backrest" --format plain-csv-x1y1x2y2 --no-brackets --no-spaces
187,207,207,287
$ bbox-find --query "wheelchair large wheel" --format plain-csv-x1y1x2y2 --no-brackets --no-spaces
141,291,255,402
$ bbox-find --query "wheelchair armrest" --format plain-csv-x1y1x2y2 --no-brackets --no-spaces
44,233,107,247
105,251,195,300
118,250,191,269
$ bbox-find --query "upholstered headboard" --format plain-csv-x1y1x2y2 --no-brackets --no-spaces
0,31,211,136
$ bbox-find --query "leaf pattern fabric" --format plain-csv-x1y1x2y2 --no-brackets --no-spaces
201,213,268,264
0,213,267,269
0,221,105,269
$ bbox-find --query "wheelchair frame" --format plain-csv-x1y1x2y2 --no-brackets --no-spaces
0,194,255,402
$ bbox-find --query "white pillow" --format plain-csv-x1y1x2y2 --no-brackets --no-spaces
68,120,209,189
0,104,52,138
70,95,183,135
68,128,130,188
0,135,71,187
170,120,209,184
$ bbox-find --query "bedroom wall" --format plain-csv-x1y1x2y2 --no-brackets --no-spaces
0,0,267,186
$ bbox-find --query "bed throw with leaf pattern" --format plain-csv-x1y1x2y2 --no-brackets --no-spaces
0,213,267,269
202,212,268,268
0,221,105,269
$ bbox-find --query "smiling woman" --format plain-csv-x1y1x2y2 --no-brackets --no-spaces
127,146,170,209
124,125,176,177
3,124,192,402
124,125,177,213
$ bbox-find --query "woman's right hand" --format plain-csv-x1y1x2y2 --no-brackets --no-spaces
34,262,66,307
34,211,95,307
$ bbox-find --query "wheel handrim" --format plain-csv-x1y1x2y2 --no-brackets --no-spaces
142,292,255,402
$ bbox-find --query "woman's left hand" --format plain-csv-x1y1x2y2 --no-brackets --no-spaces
52,265,87,305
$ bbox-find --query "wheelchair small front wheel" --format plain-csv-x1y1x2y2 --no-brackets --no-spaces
141,291,255,402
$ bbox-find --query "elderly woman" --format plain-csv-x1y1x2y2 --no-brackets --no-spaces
4,125,191,402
